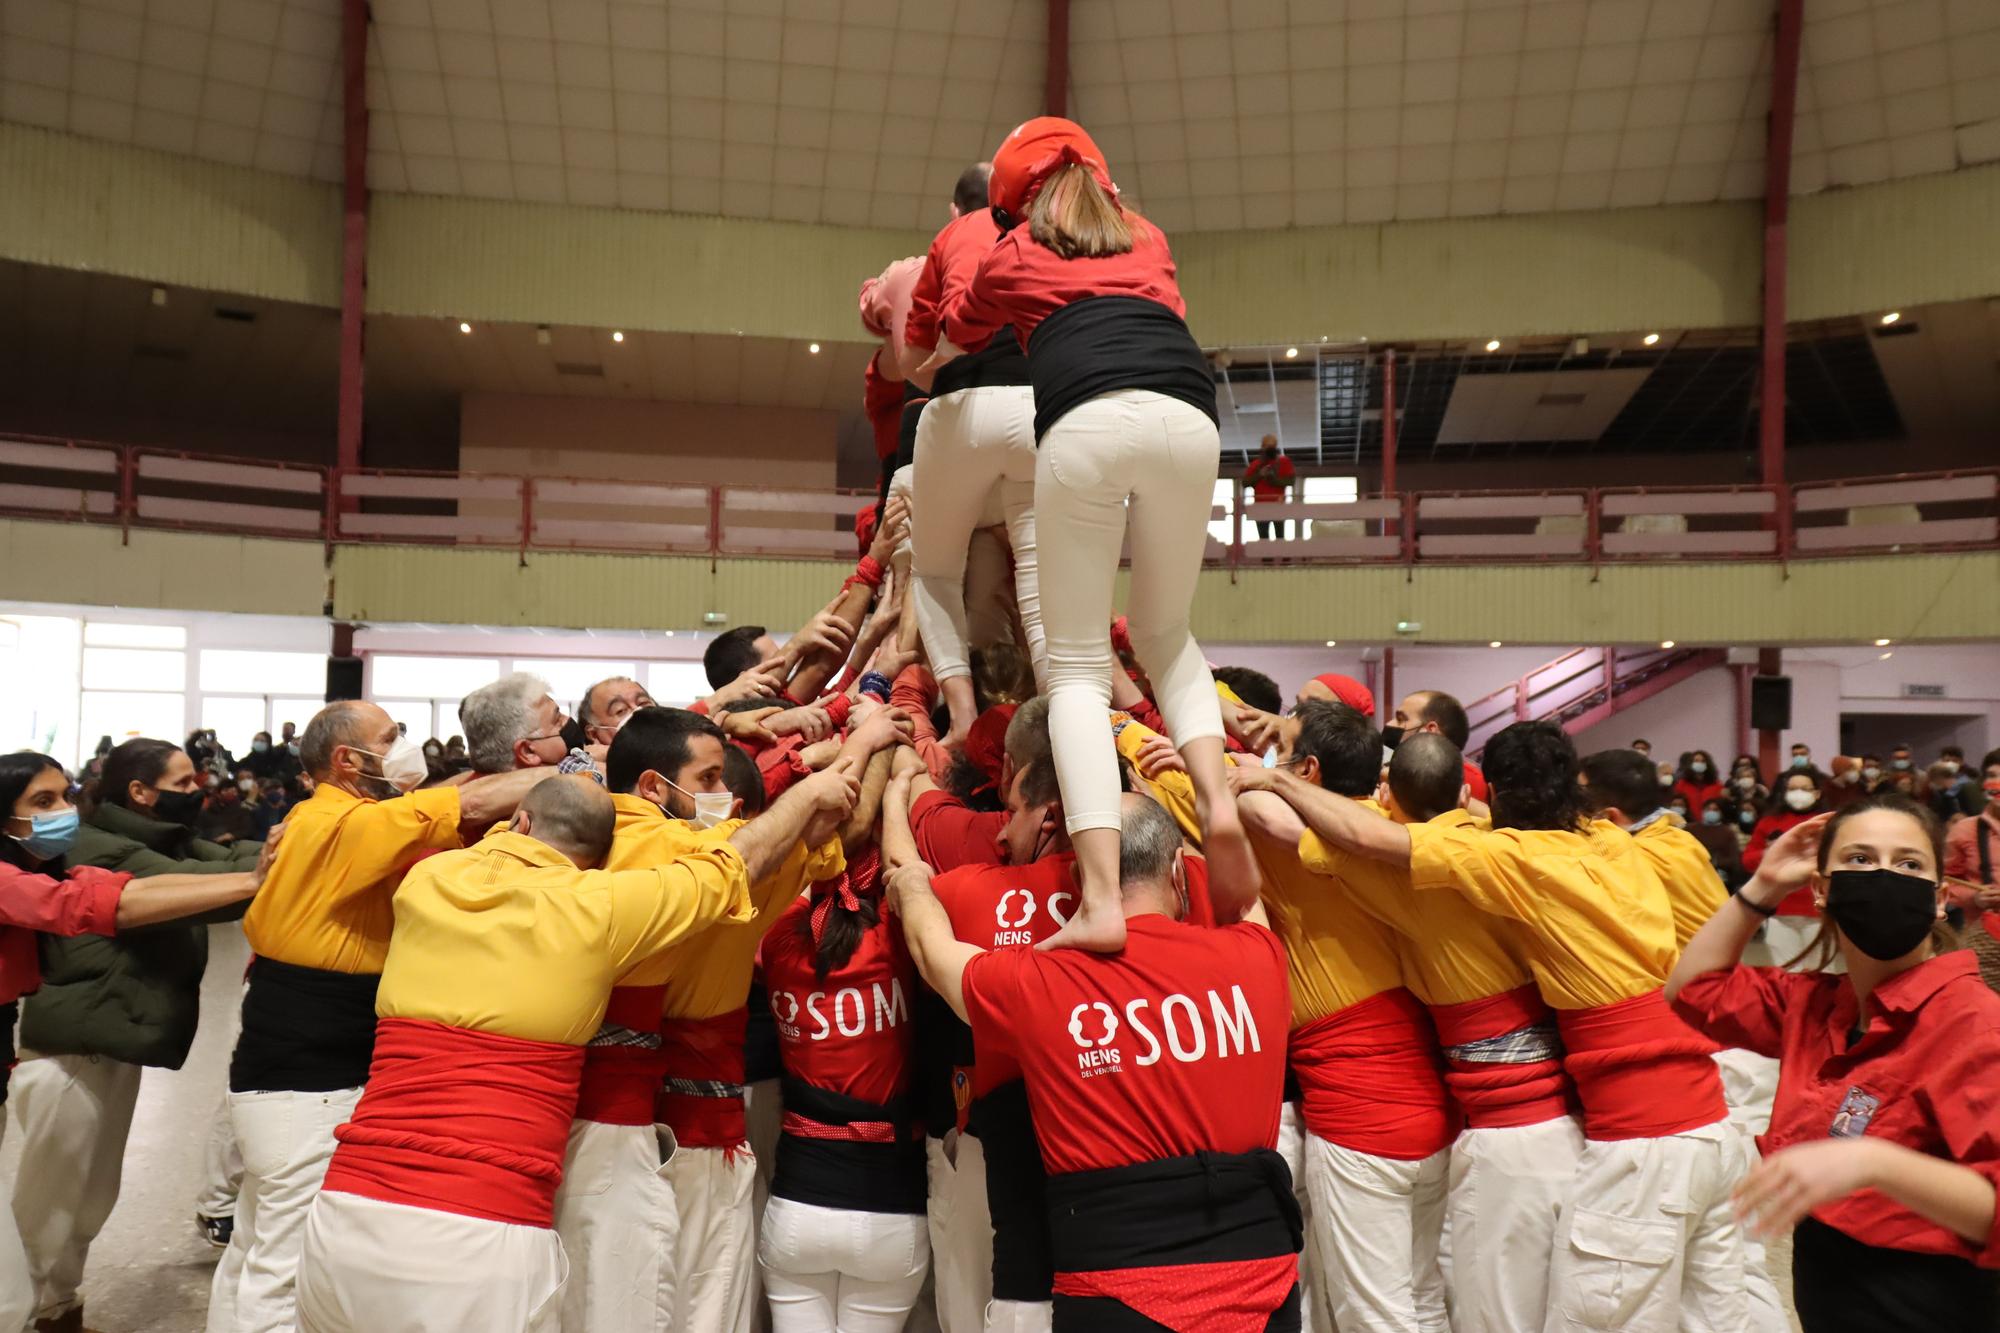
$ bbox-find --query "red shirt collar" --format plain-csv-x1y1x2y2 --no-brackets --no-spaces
1827,950,1979,1040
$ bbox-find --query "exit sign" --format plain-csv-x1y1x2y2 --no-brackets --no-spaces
1903,684,1947,698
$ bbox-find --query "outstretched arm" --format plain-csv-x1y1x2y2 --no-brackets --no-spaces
886,860,981,1024
1229,766,1411,865
1668,813,1830,1004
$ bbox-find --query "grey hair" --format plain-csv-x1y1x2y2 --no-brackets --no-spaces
1118,794,1184,890
299,701,373,778
458,672,552,773
577,676,639,732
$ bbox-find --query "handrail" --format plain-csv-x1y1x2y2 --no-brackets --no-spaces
0,435,1992,567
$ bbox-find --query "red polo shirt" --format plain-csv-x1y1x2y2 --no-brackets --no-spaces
906,209,1005,355
942,210,1185,350
911,790,1008,873
960,914,1289,1176
1673,952,2000,1267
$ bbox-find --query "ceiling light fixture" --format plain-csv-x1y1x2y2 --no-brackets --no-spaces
1285,346,1299,358
458,321,472,334
1489,640,1503,648
1324,639,1337,648
1875,638,1892,646
1483,339,1500,352
535,325,551,346
611,330,624,343
1642,332,1660,346
808,342,821,354
1880,311,1900,325
1660,639,1675,649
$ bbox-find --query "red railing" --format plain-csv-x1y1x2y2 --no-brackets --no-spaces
0,434,1993,569
1462,645,1730,758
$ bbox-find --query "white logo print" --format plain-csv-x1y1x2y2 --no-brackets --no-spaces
996,888,1035,930
1067,1001,1119,1048
1047,890,1074,928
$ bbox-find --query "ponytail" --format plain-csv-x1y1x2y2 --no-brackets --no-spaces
1027,163,1134,259
800,849,884,982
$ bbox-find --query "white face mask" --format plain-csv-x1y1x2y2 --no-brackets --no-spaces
1783,788,1817,812
354,735,429,794
660,774,733,829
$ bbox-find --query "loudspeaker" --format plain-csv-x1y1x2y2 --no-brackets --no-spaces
326,656,364,703
1750,675,1792,732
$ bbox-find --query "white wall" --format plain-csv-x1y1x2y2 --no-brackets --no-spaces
1571,665,1741,762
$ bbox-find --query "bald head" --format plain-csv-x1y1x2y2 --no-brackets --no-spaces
1117,793,1190,920
300,700,392,779
1388,732,1465,824
514,775,617,870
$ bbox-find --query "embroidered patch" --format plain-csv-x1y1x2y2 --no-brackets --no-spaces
1829,1086,1880,1139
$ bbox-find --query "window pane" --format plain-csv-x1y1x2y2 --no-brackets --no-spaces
435,699,463,742
200,697,271,754
201,649,325,695
1208,479,1236,545
377,699,438,742
82,647,185,692
368,656,502,699
80,691,187,754
0,616,82,761
272,699,323,737
511,659,637,706
1300,476,1358,504
647,662,712,707
84,622,187,648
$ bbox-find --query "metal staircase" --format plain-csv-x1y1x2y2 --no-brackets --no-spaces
1463,646,1728,760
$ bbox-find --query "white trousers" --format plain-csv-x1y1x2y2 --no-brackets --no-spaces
758,1195,928,1333
665,1139,758,1333
923,1131,992,1333
910,384,1047,688
297,1189,567,1332
197,977,249,1221
550,1120,676,1333
1037,389,1225,834
0,1114,34,1333
1301,1132,1450,1333
1444,1117,1586,1333
1541,1121,1752,1333
746,1079,784,1333
1274,1102,1331,1333
7,1050,143,1321
1712,1050,1791,1333
210,1085,363,1333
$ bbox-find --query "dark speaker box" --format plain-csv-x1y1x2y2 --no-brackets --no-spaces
326,656,364,703
1750,675,1792,732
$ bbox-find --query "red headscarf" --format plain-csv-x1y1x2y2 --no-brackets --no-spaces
964,704,1018,797
1312,673,1376,717
854,502,880,558
808,846,882,947
989,117,1116,221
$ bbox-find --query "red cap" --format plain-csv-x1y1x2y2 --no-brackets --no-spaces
1311,672,1376,717
965,704,1019,791
989,117,1115,219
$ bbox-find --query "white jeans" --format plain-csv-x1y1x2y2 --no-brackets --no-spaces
1711,1051,1791,1333
666,1139,758,1333
211,1085,364,1333
759,1195,928,1333
1301,1132,1450,1333
197,977,249,1220
1542,1122,1751,1333
1275,1102,1332,1333
746,1079,784,1333
550,1120,676,1333
924,1131,992,1333
7,1050,143,1321
1445,1117,1586,1333
0,1115,34,1333
297,1190,567,1332
910,384,1047,687
1037,389,1225,834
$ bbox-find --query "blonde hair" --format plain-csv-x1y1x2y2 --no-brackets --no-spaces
1027,163,1134,259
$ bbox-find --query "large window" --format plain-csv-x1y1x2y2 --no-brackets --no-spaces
369,656,502,699
513,659,639,707
201,650,324,695
647,662,713,707
80,622,186,755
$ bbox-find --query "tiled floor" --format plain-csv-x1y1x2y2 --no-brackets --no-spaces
1,922,1800,1333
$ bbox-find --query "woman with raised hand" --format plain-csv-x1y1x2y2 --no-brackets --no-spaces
1669,795,2000,1330
929,116,1256,951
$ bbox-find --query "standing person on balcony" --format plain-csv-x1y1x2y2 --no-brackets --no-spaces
900,161,1048,749
925,115,1258,951
1674,749,1725,810
1244,434,1295,541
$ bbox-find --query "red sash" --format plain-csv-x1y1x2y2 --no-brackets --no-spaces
323,1017,581,1228
655,1008,749,1149
1426,984,1574,1130
573,985,668,1127
1556,990,1727,1142
1288,989,1456,1160
1055,1255,1300,1333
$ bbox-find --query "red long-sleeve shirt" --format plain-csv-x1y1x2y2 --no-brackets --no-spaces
906,209,1005,355
0,863,129,1003
863,349,905,463
940,211,1185,350
1673,953,2000,1268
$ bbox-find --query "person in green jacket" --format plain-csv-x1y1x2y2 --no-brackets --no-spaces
10,739,264,1333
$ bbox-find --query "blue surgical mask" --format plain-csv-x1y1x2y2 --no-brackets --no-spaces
1262,746,1280,769
1702,808,1723,825
1792,755,1810,769
9,808,79,860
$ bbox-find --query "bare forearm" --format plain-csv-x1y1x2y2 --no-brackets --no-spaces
458,766,560,825
789,585,874,700
1278,772,1411,865
841,748,894,851
116,873,259,929
880,770,920,868
1867,1140,1999,1247
1665,895,1768,1003
898,875,976,1023
728,787,816,884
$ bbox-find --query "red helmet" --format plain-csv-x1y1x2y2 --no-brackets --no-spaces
988,117,1115,220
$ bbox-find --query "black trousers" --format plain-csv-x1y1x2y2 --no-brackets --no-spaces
1254,520,1290,541
1792,1216,2000,1332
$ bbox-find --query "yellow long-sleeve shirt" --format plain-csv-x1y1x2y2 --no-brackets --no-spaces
374,830,755,1045
603,793,844,1017
1630,817,1728,952
244,784,463,974
1406,818,1678,1010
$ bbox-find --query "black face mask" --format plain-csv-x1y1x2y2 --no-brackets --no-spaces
1380,724,1404,751
560,716,588,753
1824,868,1939,961
150,788,205,827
